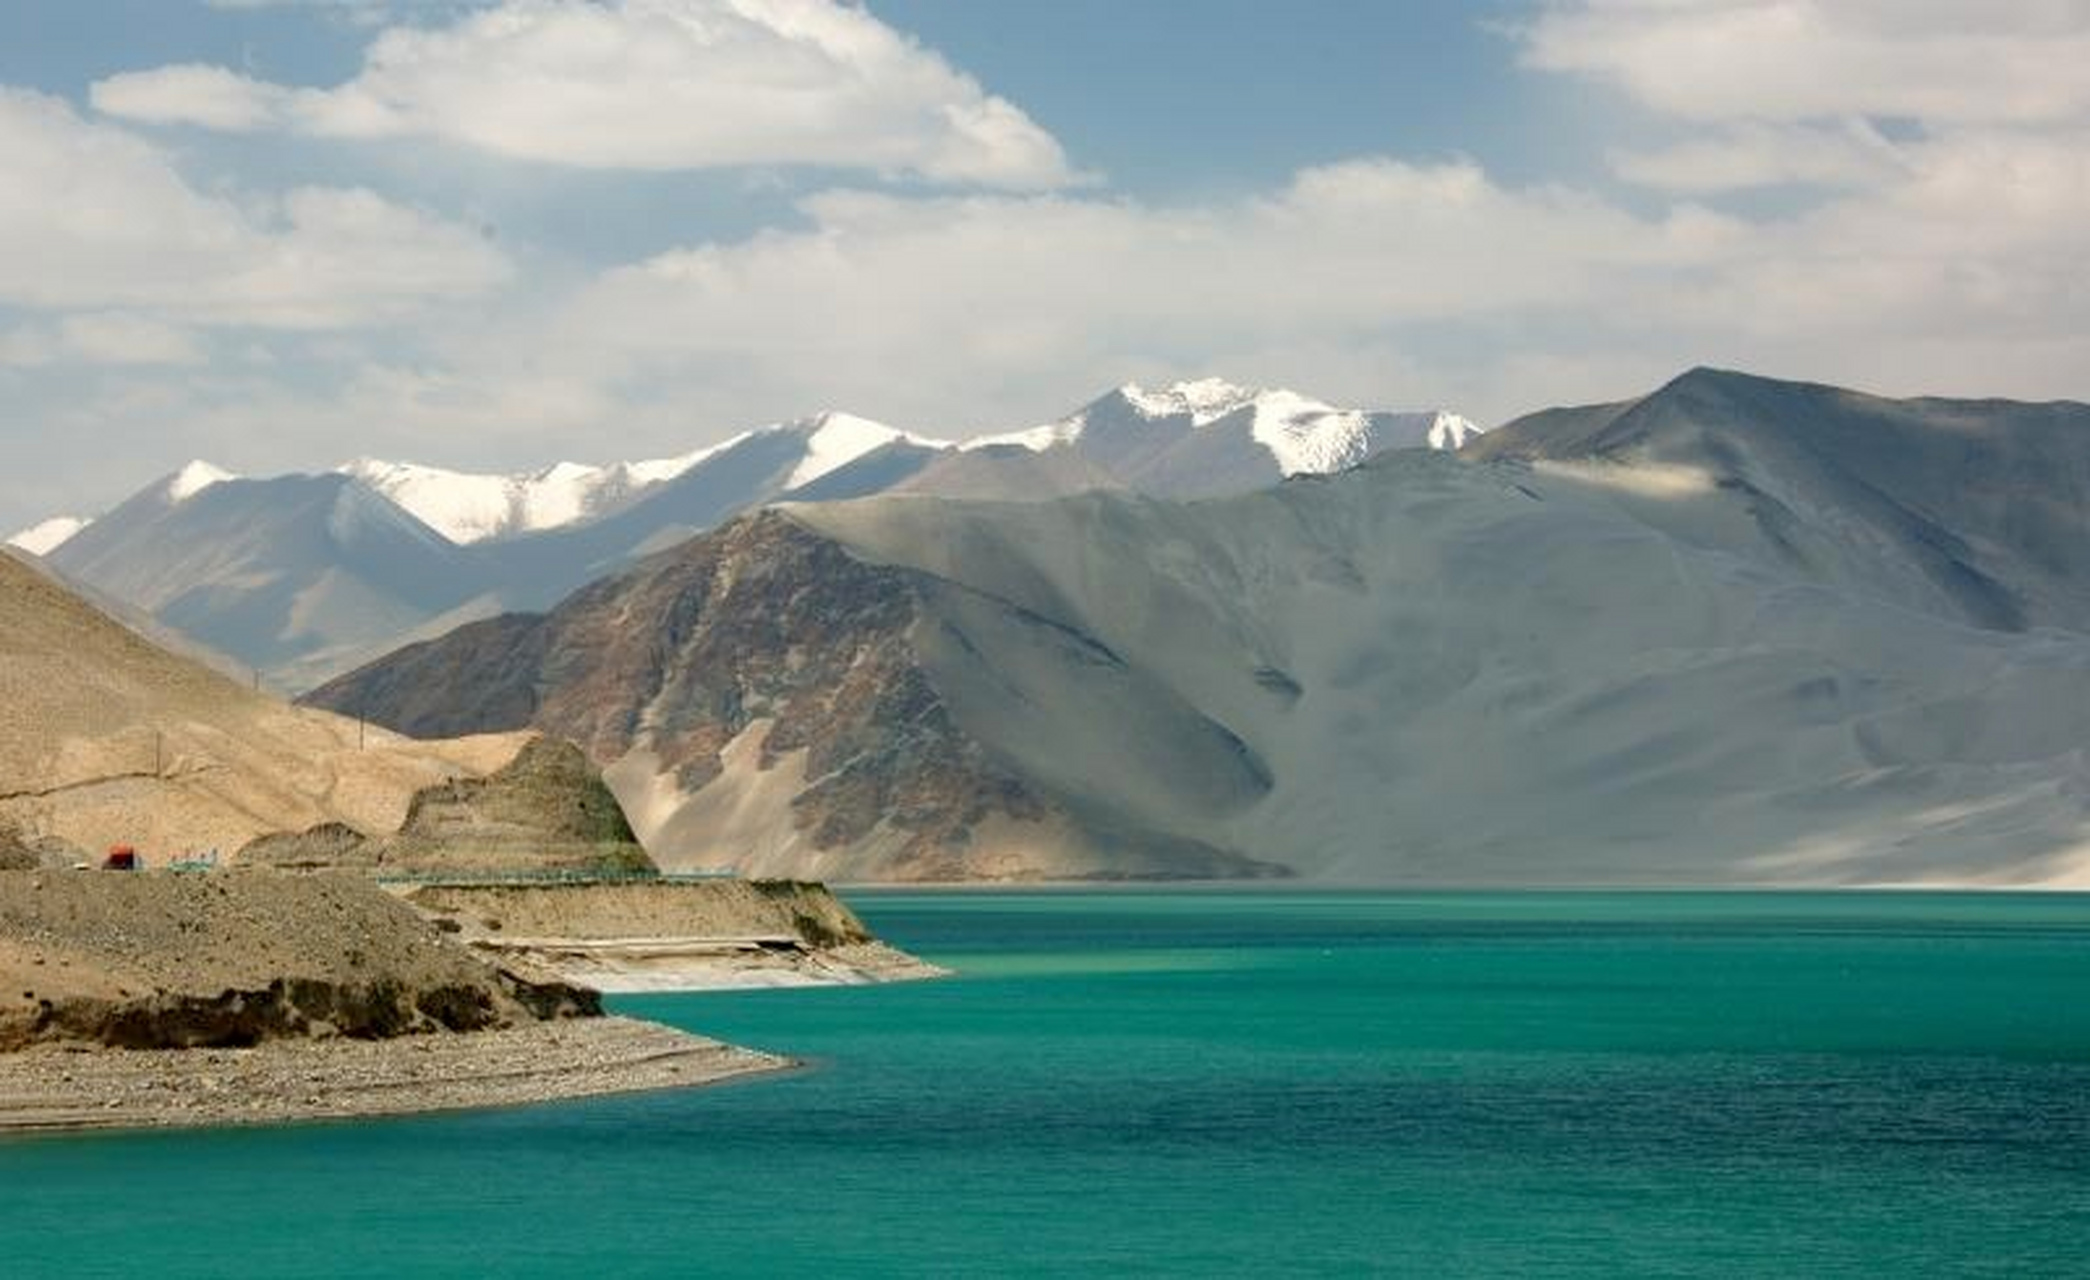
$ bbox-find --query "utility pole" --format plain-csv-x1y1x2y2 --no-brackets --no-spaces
153,729,162,777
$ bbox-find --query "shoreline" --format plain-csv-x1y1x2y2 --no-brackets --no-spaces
832,880,2090,894
0,1016,792,1136
467,936,951,993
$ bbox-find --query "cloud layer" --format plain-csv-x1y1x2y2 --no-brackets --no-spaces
2,0,2084,535
95,0,1075,188
0,88,509,328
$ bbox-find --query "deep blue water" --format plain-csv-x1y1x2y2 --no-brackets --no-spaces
4,890,2088,1277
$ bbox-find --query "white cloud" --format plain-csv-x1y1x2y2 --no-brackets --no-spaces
395,130,2078,436
1521,1,2090,125
58,314,209,366
92,63,291,130
1609,119,1912,193
0,88,511,329
6,3,2083,535
95,0,1076,189
457,160,1685,430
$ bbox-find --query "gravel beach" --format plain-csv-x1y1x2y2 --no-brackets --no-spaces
0,1016,791,1134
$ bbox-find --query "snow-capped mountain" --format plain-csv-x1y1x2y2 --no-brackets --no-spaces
343,412,936,545
165,459,237,501
22,381,1475,688
337,384,1474,541
6,515,93,556
959,378,1480,498
305,370,2090,886
6,460,235,557
46,465,478,691
339,439,755,546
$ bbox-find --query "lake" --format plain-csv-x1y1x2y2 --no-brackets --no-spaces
4,890,2087,1276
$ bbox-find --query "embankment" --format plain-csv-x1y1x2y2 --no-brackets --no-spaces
400,879,948,991
0,870,788,1131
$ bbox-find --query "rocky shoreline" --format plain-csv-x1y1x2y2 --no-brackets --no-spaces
0,1016,791,1134
399,878,949,991
0,872,942,1134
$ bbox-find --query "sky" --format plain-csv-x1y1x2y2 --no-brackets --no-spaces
0,0,2086,533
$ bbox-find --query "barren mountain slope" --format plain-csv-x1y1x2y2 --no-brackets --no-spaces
0,550,528,861
313,436,2090,886
1468,367,2090,633
307,511,1281,882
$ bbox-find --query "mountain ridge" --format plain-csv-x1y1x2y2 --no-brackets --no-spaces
303,368,2090,886
21,379,1471,687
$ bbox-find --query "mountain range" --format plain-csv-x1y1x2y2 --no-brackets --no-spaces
303,368,2090,887
12,381,1474,689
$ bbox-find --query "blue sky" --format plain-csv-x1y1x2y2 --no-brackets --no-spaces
0,1,2085,533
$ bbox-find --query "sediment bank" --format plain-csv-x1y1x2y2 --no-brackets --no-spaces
399,878,949,991
0,1016,789,1133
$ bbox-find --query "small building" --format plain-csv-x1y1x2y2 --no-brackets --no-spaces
101,845,142,871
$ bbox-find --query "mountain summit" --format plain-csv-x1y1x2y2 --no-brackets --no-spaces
17,378,1464,686
961,379,1479,497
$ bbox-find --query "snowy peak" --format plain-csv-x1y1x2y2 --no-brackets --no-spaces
1236,392,1380,476
6,515,92,556
1118,377,1260,424
968,379,1482,495
1425,411,1483,450
340,412,933,544
783,411,940,489
341,445,733,545
167,460,235,502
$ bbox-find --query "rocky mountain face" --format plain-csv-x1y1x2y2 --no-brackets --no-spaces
307,511,1282,881
1468,367,2090,633
311,370,2090,887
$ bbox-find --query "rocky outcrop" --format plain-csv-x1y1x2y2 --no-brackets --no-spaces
0,818,77,871
0,870,598,1052
399,879,946,991
238,738,655,875
308,511,1279,881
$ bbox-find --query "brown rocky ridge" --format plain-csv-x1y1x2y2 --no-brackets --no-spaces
305,509,1283,883
0,870,595,1052
400,878,948,990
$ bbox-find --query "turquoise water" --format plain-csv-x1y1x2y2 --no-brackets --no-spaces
4,890,2089,1276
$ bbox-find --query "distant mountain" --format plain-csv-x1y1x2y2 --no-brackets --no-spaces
467,414,952,612
341,411,935,544
1467,366,2090,633
306,370,2090,886
35,382,1462,686
46,466,483,692
6,515,92,557
951,379,1480,500
340,452,697,546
